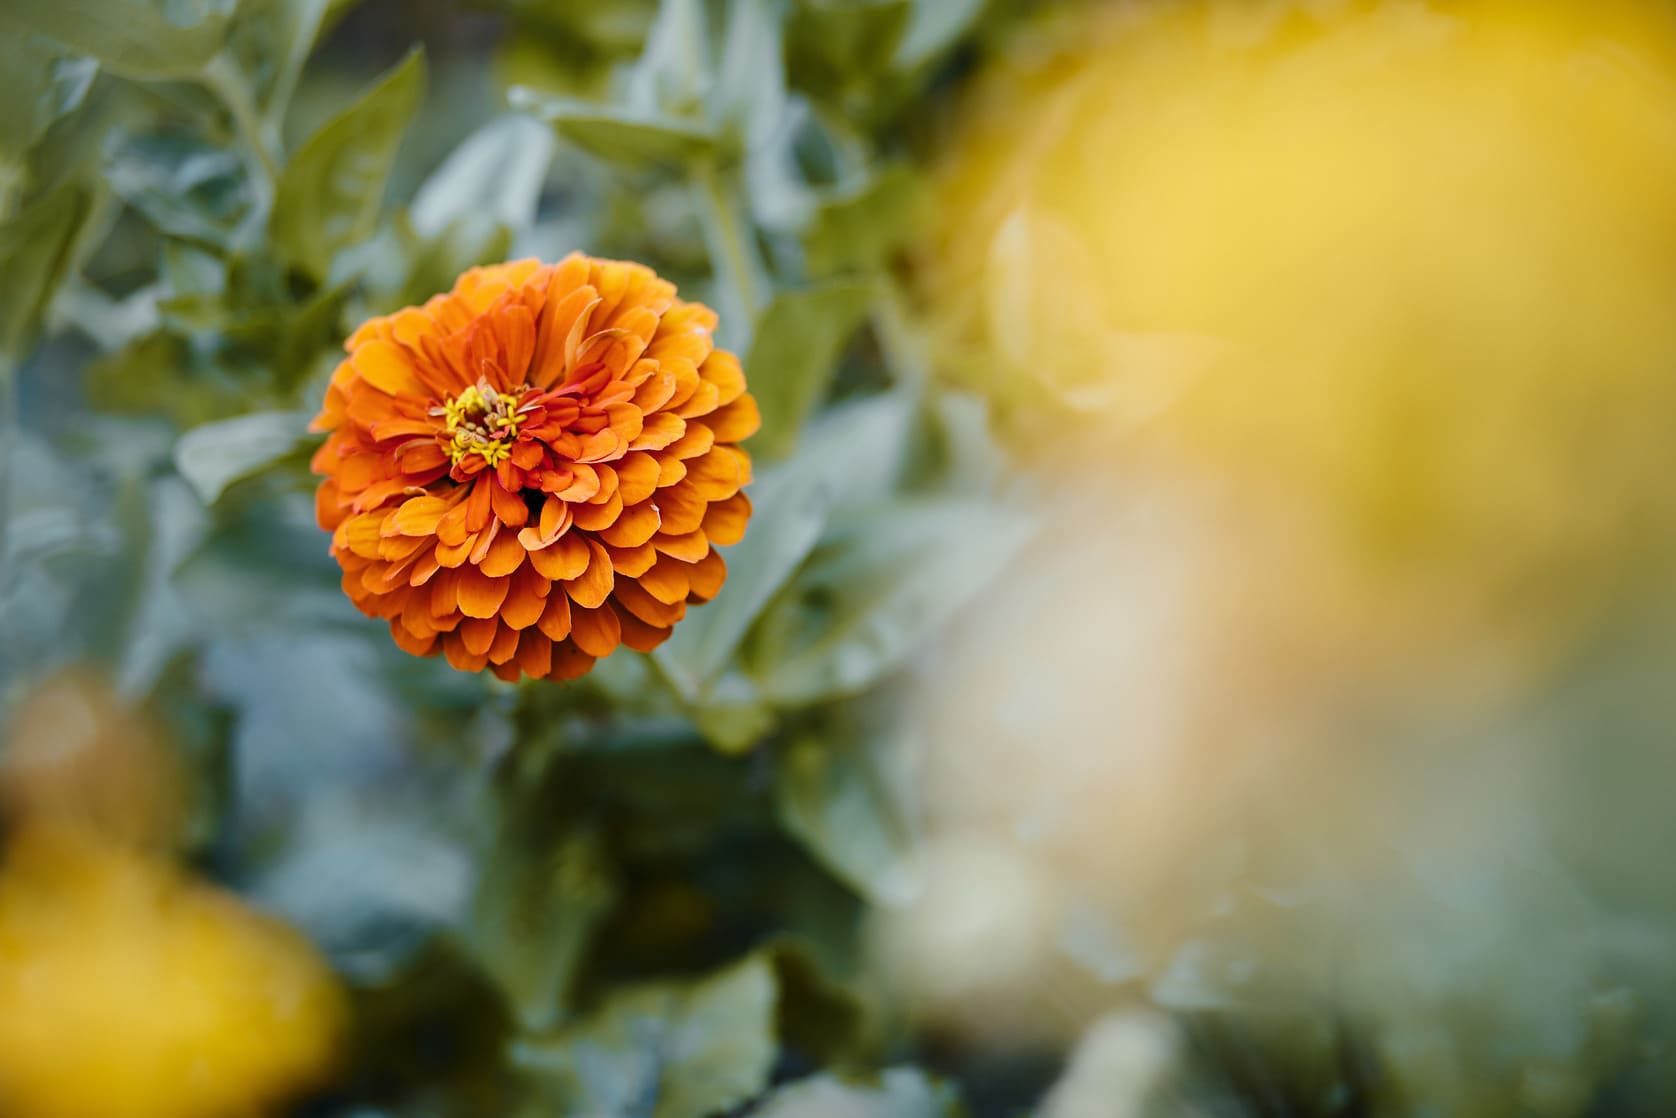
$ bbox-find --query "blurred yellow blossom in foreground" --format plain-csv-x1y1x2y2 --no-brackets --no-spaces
0,671,185,851
928,0,1676,642
0,674,345,1118
900,0,1676,1106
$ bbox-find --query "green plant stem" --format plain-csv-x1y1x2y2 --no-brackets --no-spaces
691,161,766,353
203,54,281,190
870,278,929,398
0,355,16,673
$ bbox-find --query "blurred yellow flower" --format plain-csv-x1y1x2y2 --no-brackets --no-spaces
0,825,346,1118
926,0,1676,626
1,670,184,851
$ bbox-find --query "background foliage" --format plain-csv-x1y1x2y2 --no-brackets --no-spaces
7,1,1676,1116
0,0,1049,1114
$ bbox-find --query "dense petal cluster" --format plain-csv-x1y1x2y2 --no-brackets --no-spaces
311,255,759,681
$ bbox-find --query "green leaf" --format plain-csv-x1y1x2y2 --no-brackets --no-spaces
777,728,921,907
785,0,912,105
625,0,710,117
804,164,924,277
269,47,426,282
0,181,93,357
104,134,249,246
746,497,1033,704
510,88,719,171
654,393,914,700
514,952,780,1118
896,0,987,69
763,939,872,1068
716,0,786,148
746,280,874,460
0,34,98,166
0,0,236,80
469,822,618,1032
173,410,311,505
690,668,778,755
410,113,554,239
751,1068,963,1118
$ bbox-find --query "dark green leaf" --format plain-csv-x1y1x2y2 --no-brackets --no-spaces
269,47,426,282
746,280,874,460
0,181,93,357
0,0,236,80
785,0,912,105
764,939,873,1068
174,410,312,504
514,952,780,1118
510,88,719,171
0,34,97,166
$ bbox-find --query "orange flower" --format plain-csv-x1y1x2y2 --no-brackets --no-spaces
311,255,759,682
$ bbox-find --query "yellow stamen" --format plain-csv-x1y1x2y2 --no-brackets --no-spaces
439,380,524,467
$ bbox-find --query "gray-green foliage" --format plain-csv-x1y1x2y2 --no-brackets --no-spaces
0,0,1022,1115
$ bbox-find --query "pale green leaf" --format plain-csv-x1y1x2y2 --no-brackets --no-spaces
896,0,987,68
510,88,719,171
269,47,425,281
716,0,786,147
104,134,248,246
514,952,780,1118
625,0,710,117
654,393,914,700
746,497,1032,704
410,113,555,239
173,410,311,504
751,1068,962,1118
777,730,921,906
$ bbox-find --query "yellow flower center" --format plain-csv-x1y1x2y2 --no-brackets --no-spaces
435,381,524,468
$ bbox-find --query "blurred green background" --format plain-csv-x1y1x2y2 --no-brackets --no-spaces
6,1,1676,1116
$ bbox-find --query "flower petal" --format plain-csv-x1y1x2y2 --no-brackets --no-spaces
501,565,550,630
687,548,727,601
527,531,590,581
457,566,509,619
537,591,572,641
597,500,661,548
562,539,614,609
613,604,672,653
702,493,751,546
352,340,426,397
569,603,621,658
478,526,527,578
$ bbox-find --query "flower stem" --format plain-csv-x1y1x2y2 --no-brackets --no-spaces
203,54,281,194
870,277,930,398
690,161,765,353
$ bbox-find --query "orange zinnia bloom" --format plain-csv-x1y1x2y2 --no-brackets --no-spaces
311,255,759,682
